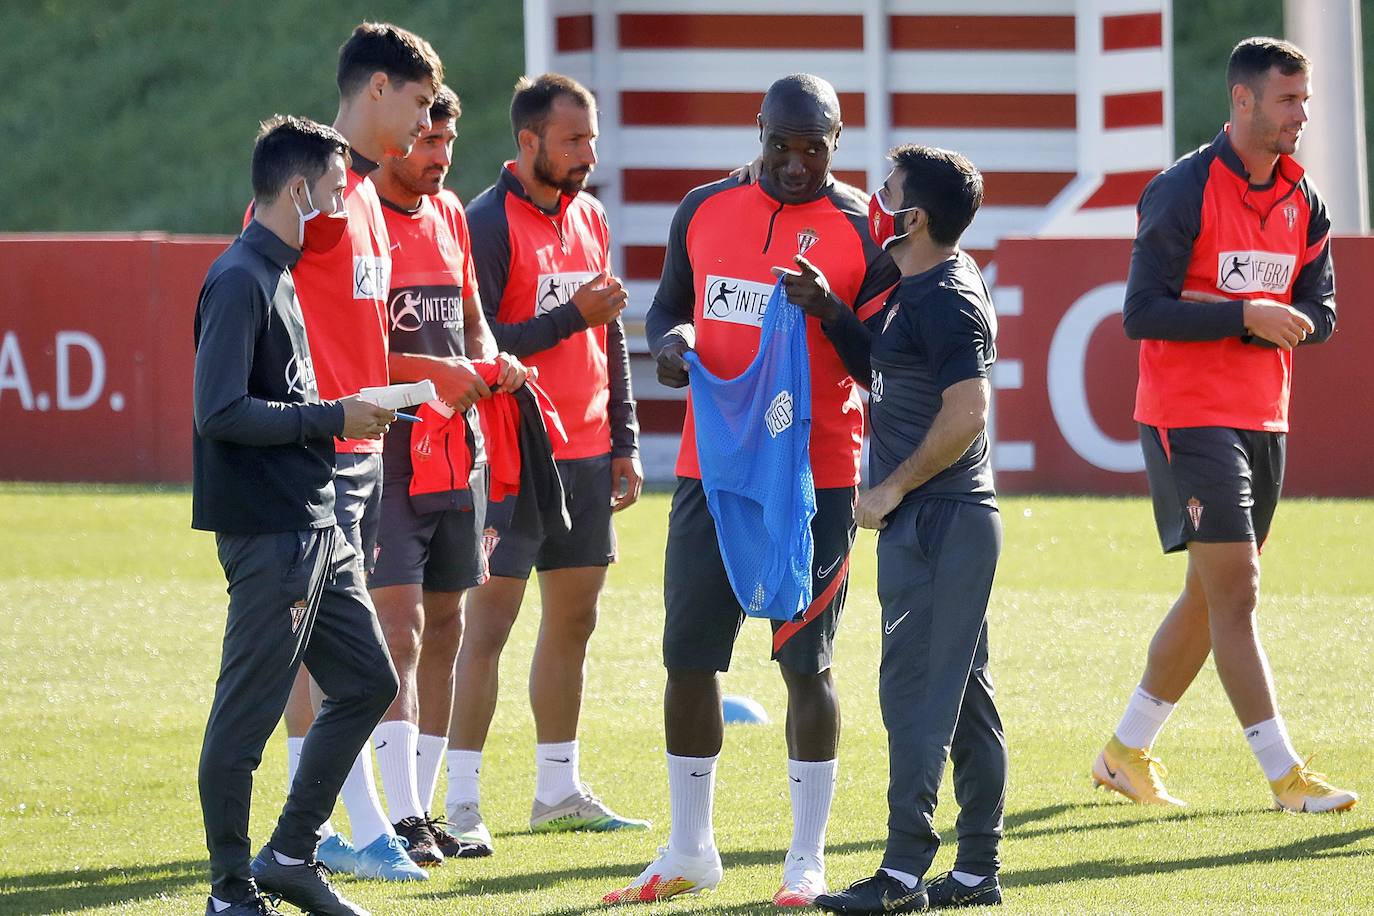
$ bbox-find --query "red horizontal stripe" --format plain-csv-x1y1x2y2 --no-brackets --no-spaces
1102,12,1161,51
1103,90,1163,129
1081,170,1157,208
891,15,1074,51
892,92,1075,129
965,247,994,268
556,15,593,52
621,91,866,127
636,399,686,434
621,168,868,204
982,172,1075,207
619,13,863,49
624,245,665,280
774,555,850,652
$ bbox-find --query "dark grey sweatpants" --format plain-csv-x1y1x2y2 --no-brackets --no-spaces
876,497,1006,878
200,525,398,902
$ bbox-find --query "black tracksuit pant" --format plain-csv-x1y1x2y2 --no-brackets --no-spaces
876,497,1006,878
199,525,397,902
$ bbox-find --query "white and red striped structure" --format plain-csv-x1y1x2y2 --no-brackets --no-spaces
521,0,1173,478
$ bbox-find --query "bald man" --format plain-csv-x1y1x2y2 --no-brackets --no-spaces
603,74,898,907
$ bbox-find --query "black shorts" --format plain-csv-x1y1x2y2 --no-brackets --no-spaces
333,452,384,574
1140,424,1285,553
485,453,617,580
663,476,856,674
370,464,488,592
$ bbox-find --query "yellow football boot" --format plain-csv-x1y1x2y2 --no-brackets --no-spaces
1270,757,1359,813
1092,735,1188,807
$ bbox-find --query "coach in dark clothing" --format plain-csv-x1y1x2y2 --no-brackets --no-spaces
817,146,1005,915
193,116,396,916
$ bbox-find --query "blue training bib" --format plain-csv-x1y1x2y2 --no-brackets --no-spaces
685,280,816,620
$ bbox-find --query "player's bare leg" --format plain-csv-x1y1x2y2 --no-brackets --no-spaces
416,590,463,740
780,667,839,760
1186,541,1274,726
665,670,724,758
529,565,648,832
1138,555,1212,704
450,576,527,750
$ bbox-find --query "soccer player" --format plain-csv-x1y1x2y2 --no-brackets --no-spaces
603,74,898,907
1093,37,1356,813
193,115,396,916
274,22,446,880
367,84,527,866
815,147,1005,914
445,72,644,855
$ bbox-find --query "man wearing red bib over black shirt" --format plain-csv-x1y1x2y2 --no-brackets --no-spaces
603,74,898,908
265,22,450,882
444,73,645,856
1093,37,1356,816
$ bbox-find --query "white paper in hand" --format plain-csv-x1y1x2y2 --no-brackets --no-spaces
358,380,438,410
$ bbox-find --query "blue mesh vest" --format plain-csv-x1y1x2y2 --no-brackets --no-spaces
684,281,816,620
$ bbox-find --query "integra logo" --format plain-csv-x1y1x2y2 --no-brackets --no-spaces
283,354,315,398
702,275,774,327
1215,250,1296,295
534,271,599,316
353,255,391,300
388,286,463,333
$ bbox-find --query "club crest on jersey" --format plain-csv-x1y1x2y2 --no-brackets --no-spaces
413,433,432,460
534,271,599,316
765,389,794,438
289,599,308,634
1216,250,1296,295
1186,497,1204,531
797,228,819,255
703,275,774,326
1282,203,1298,231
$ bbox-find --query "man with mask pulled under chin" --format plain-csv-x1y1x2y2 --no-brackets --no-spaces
193,115,397,916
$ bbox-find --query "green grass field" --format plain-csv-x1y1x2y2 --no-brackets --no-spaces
1,485,1371,914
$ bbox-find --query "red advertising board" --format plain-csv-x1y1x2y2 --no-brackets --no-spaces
993,236,1374,496
2,233,1371,495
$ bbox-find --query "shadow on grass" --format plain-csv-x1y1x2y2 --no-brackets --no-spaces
1008,800,1263,841
0,858,204,915
430,837,884,900
1005,825,1374,888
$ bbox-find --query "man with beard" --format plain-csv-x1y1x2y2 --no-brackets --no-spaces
1093,36,1356,815
444,73,645,855
368,84,527,867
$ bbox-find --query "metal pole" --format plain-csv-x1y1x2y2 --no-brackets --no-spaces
1284,0,1369,232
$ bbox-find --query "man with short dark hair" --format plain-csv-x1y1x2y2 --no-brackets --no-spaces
816,144,1005,914
366,84,527,866
445,71,645,856
1093,36,1356,814
603,73,898,907
269,20,447,881
195,115,397,916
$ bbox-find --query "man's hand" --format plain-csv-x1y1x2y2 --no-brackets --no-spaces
340,395,395,440
656,336,692,389
431,357,492,411
772,255,839,322
728,156,763,185
572,271,629,328
610,456,644,512
856,481,903,530
1242,297,1315,350
492,352,528,392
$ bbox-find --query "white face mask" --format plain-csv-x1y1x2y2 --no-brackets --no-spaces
292,182,320,248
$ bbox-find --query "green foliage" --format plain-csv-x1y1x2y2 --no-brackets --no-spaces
0,1,523,234
1,486,1372,913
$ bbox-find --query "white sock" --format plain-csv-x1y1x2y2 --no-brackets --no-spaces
1114,685,1176,750
535,740,581,805
667,753,718,858
374,720,425,822
952,871,987,886
446,749,483,811
287,736,335,840
881,867,919,888
787,758,837,864
1245,716,1303,780
271,847,305,866
339,747,393,848
416,733,447,814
